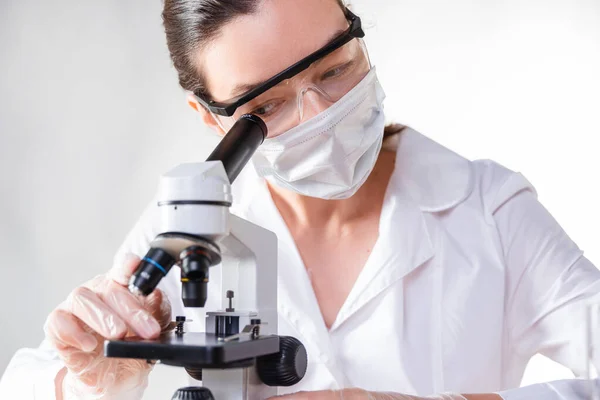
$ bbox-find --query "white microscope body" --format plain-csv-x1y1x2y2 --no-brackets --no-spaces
105,115,307,400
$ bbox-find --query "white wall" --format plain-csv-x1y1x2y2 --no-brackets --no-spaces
0,0,219,371
1,0,599,389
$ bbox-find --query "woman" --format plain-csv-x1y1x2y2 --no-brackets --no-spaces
1,0,598,399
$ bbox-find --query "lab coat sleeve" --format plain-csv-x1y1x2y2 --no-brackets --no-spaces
488,169,600,399
0,199,181,400
0,339,65,399
497,379,594,400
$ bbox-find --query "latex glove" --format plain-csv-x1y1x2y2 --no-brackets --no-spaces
44,253,172,399
270,389,468,400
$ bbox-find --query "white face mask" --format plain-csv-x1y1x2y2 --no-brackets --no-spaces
251,68,386,200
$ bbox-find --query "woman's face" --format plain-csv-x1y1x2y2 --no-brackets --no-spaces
192,0,351,134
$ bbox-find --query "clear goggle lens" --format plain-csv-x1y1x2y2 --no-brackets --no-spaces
215,38,371,138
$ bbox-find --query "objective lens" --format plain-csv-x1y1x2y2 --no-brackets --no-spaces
180,245,220,307
129,248,176,296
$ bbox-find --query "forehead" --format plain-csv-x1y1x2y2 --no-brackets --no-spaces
198,0,348,101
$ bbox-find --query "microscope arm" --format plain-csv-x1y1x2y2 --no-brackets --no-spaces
219,214,278,334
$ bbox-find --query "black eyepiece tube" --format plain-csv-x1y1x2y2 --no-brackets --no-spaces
206,114,268,183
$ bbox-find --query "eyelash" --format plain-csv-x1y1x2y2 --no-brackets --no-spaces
321,61,353,80
251,99,285,117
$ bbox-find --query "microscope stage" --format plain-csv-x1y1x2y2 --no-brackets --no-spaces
104,332,279,368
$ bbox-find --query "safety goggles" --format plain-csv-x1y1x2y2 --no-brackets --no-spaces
193,7,370,137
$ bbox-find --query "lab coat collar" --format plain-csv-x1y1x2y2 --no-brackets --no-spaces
230,127,474,335
226,128,475,389
392,127,475,213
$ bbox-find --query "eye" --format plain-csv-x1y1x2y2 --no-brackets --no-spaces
321,61,354,80
250,99,285,118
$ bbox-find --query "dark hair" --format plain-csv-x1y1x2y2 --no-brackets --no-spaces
162,0,405,138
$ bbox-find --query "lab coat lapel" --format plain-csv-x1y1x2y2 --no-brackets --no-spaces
329,174,435,332
330,128,474,332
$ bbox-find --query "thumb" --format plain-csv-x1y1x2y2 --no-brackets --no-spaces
109,253,141,287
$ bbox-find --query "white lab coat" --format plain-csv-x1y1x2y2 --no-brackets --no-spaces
1,128,599,400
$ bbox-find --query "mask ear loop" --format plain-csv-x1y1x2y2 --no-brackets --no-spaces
209,111,231,135
186,89,231,135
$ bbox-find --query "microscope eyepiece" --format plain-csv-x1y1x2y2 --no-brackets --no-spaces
206,114,267,183
129,248,177,296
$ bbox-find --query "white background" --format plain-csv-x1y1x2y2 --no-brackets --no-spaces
1,0,599,389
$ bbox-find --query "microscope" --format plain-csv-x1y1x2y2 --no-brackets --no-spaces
104,115,307,400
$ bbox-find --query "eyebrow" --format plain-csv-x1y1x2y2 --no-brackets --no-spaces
228,28,348,99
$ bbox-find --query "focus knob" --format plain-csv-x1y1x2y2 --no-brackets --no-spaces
172,387,214,400
256,336,307,387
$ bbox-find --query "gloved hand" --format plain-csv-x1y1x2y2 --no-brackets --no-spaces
44,253,172,399
270,389,468,400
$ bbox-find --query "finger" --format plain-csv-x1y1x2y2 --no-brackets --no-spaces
66,286,128,339
100,281,161,339
45,309,98,353
286,390,356,400
144,288,172,331
82,274,107,292
108,253,141,287
269,392,314,400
